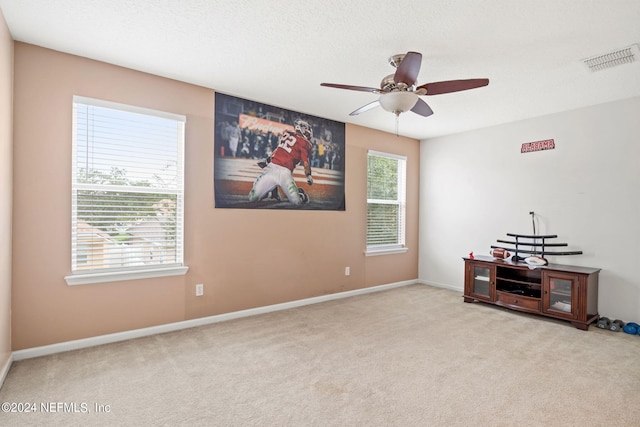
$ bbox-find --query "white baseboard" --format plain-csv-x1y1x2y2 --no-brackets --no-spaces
0,353,12,390
416,278,462,292
13,280,417,361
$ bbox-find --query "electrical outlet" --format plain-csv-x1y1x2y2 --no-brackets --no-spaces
195,284,204,296
345,266,350,276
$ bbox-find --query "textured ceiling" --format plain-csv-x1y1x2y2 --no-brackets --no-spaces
1,0,640,139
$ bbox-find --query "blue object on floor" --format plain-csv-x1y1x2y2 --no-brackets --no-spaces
622,322,639,335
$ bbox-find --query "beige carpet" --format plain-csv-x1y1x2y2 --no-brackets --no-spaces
1,284,639,426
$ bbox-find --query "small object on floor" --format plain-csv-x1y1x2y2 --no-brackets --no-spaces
596,317,611,329
623,322,640,335
610,319,625,332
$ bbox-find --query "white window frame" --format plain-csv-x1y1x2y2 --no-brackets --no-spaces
365,150,408,256
65,96,188,285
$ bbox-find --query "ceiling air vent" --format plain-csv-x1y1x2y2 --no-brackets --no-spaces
583,44,640,72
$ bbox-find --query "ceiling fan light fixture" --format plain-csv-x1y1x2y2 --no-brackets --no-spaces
378,91,418,115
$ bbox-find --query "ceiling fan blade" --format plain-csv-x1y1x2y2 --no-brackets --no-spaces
321,83,382,93
411,98,434,117
394,51,422,87
349,100,380,116
416,78,489,95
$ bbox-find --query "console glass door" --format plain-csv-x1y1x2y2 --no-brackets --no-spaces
472,265,492,299
548,278,573,314
543,271,579,319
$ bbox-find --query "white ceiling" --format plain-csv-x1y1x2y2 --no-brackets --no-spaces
1,0,640,140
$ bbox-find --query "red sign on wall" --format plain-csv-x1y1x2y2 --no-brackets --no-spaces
521,139,555,153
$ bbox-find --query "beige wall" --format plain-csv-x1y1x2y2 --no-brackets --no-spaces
12,43,419,350
0,9,13,376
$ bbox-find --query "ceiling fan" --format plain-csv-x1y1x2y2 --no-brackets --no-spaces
321,51,489,118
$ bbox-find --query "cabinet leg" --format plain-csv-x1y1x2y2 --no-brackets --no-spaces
463,296,474,303
571,322,589,331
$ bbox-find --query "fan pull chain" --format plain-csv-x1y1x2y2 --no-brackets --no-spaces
395,113,400,137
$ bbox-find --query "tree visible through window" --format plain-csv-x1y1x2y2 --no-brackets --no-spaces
69,97,185,279
366,150,407,254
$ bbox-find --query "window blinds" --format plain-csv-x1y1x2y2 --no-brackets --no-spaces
366,150,407,249
71,96,185,274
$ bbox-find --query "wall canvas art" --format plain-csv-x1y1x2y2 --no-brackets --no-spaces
214,92,346,210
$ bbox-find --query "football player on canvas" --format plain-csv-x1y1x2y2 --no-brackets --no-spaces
248,119,314,206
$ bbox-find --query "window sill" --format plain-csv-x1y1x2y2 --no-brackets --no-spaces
365,247,409,256
64,266,189,286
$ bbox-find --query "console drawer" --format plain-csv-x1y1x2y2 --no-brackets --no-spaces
496,292,540,312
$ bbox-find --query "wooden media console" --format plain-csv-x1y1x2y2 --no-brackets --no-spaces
463,255,600,330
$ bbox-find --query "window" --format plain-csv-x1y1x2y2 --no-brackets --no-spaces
65,96,188,285
366,150,407,255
